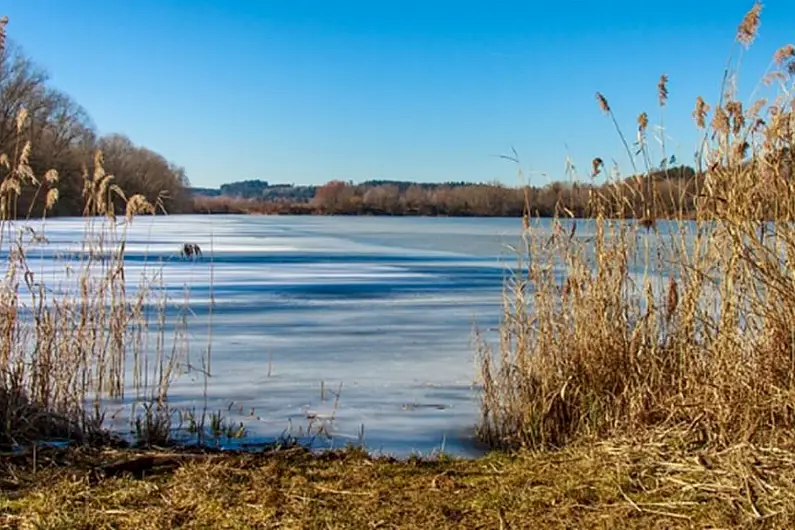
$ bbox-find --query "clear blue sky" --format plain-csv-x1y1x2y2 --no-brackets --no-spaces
4,1,793,188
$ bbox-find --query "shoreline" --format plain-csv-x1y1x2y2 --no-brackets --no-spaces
10,211,697,221
186,209,699,221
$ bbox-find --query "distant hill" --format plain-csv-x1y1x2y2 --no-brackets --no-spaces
191,179,485,202
190,180,317,202
357,179,475,191
190,187,223,197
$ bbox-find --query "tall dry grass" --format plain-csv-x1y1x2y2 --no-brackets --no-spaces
0,18,208,449
478,2,795,450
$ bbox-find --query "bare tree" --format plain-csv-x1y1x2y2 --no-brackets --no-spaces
1,20,192,218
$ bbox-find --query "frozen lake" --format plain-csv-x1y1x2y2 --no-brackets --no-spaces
8,214,706,456
15,214,541,457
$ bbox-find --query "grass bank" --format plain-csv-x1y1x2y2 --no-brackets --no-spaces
3,433,795,528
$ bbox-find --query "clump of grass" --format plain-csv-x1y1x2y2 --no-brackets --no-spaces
478,2,795,451
133,403,174,448
0,130,184,447
177,408,246,448
0,17,210,449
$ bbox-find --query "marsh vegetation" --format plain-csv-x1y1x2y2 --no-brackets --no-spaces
4,3,795,527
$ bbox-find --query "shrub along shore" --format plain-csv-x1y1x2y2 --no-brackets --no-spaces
5,3,795,528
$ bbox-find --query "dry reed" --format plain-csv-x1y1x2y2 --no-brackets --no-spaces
0,17,209,449
478,3,795,451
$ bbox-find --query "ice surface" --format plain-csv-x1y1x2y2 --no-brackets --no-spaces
6,214,683,457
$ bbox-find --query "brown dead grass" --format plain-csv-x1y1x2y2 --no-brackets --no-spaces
0,16,215,450
3,433,795,529
478,1,795,453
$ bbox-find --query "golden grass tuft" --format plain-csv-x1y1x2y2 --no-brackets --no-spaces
595,92,610,114
693,97,710,129
637,112,648,134
478,3,795,453
736,1,762,48
44,188,58,211
657,74,668,107
773,44,794,66
125,194,155,220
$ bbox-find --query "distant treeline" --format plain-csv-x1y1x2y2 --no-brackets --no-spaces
192,167,702,218
1,32,192,217
190,179,477,203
